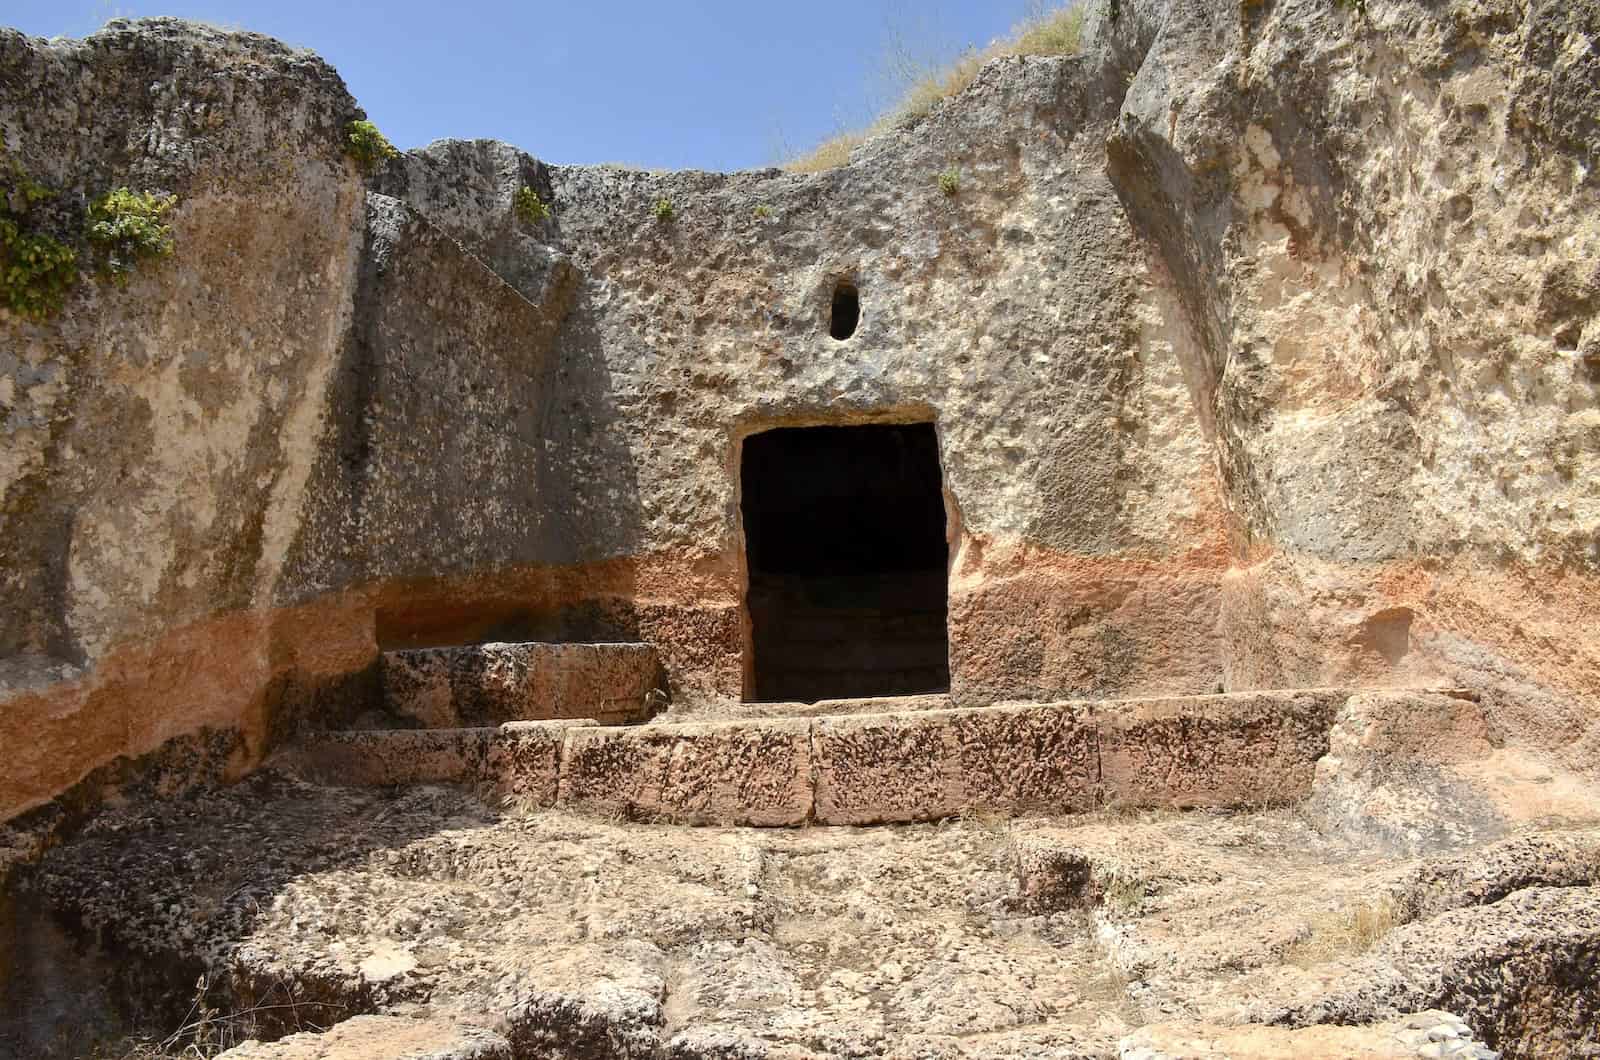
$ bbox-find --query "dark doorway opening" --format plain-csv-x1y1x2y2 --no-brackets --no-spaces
830,282,860,340
740,422,950,702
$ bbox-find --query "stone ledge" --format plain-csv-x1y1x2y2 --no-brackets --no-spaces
283,688,1385,826
812,702,1100,824
217,1014,510,1059
288,720,593,809
558,717,813,826
1095,689,1347,809
380,641,662,728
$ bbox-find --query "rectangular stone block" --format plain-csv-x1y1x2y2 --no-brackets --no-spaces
485,720,588,808
1330,689,1490,763
290,720,592,809
1094,690,1347,808
557,718,812,826
292,728,495,788
381,642,662,728
216,1014,511,1059
812,703,1099,825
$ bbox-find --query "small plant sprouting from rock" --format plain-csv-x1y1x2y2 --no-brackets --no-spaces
939,166,962,197
654,197,675,222
1,157,182,317
86,187,177,282
345,119,399,172
514,186,552,225
0,159,77,320
753,204,772,220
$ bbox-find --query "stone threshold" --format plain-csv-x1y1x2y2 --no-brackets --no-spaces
274,687,1453,827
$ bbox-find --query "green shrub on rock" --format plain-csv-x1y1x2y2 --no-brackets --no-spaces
514,186,552,224
1,162,183,315
345,119,399,172
654,197,675,222
0,216,78,320
86,187,176,282
0,159,78,320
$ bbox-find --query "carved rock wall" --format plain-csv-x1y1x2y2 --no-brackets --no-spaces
2,0,1597,825
1108,0,1600,774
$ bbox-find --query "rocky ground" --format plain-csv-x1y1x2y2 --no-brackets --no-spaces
4,771,1596,1059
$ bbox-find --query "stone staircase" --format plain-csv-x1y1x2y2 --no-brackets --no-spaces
13,652,1573,1060
284,642,1358,827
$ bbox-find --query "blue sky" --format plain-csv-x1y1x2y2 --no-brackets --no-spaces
7,1,1047,171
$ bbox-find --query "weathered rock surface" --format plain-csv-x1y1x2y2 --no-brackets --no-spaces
287,720,589,807
218,1015,511,1060
379,642,663,728
276,689,1355,826
1211,886,1600,1058
1106,0,1600,778
4,0,1599,832
0,17,369,830
1119,1011,1495,1060
8,775,1589,1058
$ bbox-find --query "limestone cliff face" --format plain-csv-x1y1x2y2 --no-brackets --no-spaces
1,0,1596,826
0,20,369,827
364,51,1230,708
1107,0,1600,771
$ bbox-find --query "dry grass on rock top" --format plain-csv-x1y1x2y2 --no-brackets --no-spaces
784,1,1088,173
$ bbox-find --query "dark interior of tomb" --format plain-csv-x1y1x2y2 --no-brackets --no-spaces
741,422,950,702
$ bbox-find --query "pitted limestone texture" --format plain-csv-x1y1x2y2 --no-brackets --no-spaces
379,641,661,728
558,716,815,827
15,779,1589,1059
287,720,590,808
218,1015,511,1059
1118,1012,1499,1059
281,687,1371,827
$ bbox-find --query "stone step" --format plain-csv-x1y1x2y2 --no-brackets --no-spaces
748,669,951,706
285,720,588,808
696,691,956,718
379,641,662,728
279,688,1424,826
218,1015,509,1059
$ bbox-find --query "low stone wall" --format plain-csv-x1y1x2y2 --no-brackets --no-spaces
560,718,814,827
289,721,583,808
285,688,1356,826
379,642,663,727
